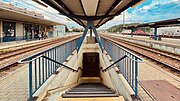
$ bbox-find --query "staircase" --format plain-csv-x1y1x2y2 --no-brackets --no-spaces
62,83,118,98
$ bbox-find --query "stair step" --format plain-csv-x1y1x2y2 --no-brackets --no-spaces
62,93,119,98
66,91,115,94
69,89,113,92
61,83,119,98
71,88,110,90
59,96,125,101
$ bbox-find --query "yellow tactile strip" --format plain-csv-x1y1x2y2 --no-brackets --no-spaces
58,96,125,101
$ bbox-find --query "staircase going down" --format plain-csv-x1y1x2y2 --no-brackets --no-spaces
61,83,118,98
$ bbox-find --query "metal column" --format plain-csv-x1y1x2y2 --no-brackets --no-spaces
77,19,103,52
154,27,157,40
89,21,103,52
76,20,90,52
90,28,92,37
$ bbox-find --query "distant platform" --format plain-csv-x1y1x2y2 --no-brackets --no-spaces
109,33,180,45
105,33,180,55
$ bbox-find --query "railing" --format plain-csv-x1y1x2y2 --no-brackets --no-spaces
100,37,143,97
18,38,80,101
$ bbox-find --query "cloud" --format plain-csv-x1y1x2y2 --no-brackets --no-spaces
2,0,180,29
99,0,180,29
2,0,79,28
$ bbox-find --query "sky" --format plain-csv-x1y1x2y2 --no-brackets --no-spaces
1,0,180,29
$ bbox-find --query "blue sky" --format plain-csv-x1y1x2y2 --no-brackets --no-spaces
100,0,180,29
1,0,180,29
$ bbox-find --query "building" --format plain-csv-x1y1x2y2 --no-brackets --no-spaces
0,2,65,42
53,25,66,37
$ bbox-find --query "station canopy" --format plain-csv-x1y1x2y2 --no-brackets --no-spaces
124,18,180,29
41,0,143,28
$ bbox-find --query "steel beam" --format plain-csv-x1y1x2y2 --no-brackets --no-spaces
89,20,104,52
77,20,90,52
77,19,104,52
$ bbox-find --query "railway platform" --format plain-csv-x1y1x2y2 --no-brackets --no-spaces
0,33,81,50
109,33,180,45
1,0,180,101
0,34,81,101
1,34,180,101
106,33,180,55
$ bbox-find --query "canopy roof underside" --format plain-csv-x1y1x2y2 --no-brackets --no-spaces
41,0,143,28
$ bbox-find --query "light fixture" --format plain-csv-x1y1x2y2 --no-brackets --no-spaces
149,23,155,25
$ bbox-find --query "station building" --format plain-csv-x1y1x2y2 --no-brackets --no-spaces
0,2,65,42
53,25,66,37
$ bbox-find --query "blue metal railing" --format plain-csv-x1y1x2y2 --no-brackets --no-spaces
100,37,143,97
19,38,80,101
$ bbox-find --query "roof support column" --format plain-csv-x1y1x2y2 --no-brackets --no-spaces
154,27,157,40
76,19,104,52
89,20,104,52
90,28,92,37
76,20,91,52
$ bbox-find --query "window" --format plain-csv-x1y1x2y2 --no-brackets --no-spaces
3,21,15,37
2,21,16,42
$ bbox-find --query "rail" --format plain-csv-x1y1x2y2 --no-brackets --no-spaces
100,36,143,97
18,38,80,101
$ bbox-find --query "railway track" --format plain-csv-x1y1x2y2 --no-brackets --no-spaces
101,34,180,76
0,35,81,70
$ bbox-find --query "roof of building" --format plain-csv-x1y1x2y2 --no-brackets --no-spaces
124,18,180,29
0,2,64,26
41,0,143,28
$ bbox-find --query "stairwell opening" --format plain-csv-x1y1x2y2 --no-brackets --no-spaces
82,52,99,77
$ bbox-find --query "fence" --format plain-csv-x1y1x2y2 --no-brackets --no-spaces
100,36,143,97
19,38,80,101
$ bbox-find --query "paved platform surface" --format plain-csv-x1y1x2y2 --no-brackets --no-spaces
138,59,180,101
140,80,180,101
0,64,29,101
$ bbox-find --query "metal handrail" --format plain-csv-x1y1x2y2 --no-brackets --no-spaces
41,56,81,72
102,54,144,72
18,54,44,64
101,35,143,60
102,55,127,72
18,55,82,72
18,38,79,63
126,55,144,62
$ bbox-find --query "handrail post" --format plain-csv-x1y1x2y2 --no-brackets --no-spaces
135,57,138,97
29,58,33,101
